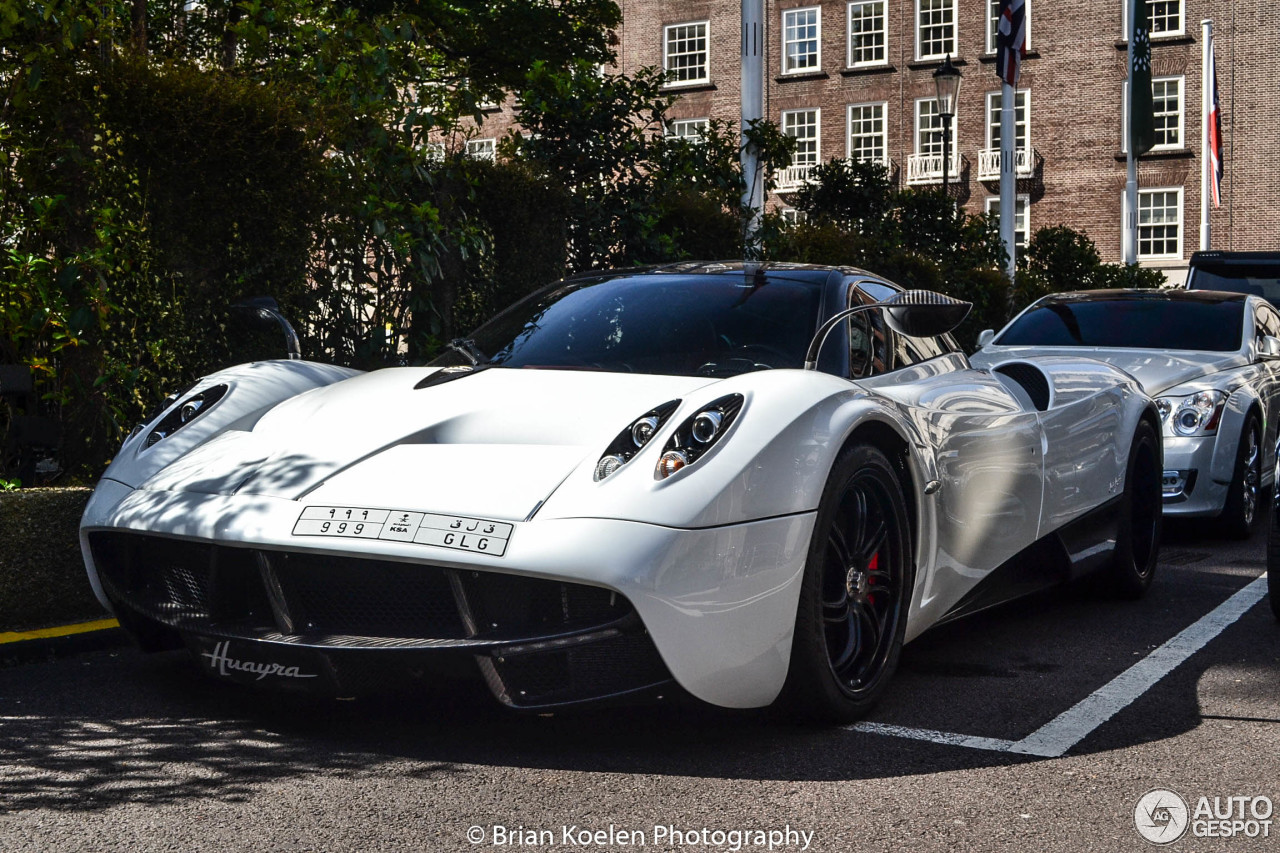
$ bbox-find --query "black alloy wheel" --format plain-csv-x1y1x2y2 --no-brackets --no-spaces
1109,419,1162,599
1221,415,1262,539
781,444,911,723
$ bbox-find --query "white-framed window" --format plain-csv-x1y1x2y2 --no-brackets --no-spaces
1122,1,1184,38
1152,76,1184,149
664,21,710,85
915,0,956,61
424,142,446,163
1122,76,1183,152
780,208,809,225
782,109,821,167
987,0,1031,53
783,7,822,74
848,1,887,67
1128,187,1183,259
914,98,952,156
985,195,1030,249
847,102,887,164
984,90,1029,151
666,117,710,141
466,138,496,161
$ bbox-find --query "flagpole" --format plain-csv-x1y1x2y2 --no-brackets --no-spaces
740,0,765,257
1200,18,1212,251
1000,82,1016,280
1123,0,1138,264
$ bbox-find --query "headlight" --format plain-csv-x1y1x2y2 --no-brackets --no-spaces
143,384,229,448
655,394,744,480
1156,390,1227,437
593,400,680,481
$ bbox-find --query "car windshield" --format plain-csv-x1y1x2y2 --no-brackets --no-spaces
996,297,1245,352
441,274,825,377
1189,267,1280,308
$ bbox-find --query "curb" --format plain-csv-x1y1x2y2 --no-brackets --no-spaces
0,618,128,667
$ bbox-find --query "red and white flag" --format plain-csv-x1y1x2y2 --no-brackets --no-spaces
1207,33,1224,208
996,0,1027,87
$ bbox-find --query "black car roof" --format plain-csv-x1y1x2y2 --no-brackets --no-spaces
562,261,883,285
1190,251,1280,267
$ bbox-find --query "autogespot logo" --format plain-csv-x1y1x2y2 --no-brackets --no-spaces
1135,789,1190,845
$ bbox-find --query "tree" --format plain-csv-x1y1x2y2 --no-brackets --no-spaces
0,0,623,474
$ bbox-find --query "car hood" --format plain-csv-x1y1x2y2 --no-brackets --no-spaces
974,346,1247,395
140,367,716,521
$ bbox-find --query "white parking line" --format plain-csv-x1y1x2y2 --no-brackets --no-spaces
849,722,1015,753
850,573,1268,758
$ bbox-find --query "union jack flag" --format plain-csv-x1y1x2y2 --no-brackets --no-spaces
995,0,1027,87
1208,33,1224,208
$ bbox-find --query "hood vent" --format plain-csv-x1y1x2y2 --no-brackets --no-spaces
994,362,1051,411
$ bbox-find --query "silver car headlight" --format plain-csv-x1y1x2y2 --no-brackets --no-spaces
1156,390,1227,437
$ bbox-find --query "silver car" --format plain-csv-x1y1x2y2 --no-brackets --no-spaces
974,289,1280,538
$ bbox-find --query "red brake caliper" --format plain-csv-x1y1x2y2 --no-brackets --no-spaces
867,552,879,604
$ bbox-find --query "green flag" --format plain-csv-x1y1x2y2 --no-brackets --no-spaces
1129,0,1156,155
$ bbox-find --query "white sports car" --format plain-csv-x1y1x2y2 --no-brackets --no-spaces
81,264,1162,722
974,289,1280,538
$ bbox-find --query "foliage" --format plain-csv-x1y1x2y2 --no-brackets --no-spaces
790,158,895,235
513,61,790,269
1014,224,1164,307
768,160,1009,349
0,0,622,474
445,159,571,336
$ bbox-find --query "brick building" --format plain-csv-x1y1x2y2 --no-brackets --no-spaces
457,1,1277,278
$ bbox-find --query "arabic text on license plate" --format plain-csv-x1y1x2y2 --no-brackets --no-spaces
292,506,512,556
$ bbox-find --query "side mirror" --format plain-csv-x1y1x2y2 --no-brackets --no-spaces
1260,335,1280,359
880,290,973,338
230,296,302,360
977,329,995,348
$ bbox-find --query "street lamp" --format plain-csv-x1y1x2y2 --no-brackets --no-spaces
932,54,962,199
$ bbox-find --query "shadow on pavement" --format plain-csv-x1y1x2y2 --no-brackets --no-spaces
0,528,1273,813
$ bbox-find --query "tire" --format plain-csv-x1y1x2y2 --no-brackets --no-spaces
1220,414,1262,540
780,444,913,724
1108,419,1162,599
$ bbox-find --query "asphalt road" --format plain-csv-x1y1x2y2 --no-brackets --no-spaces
0,522,1275,853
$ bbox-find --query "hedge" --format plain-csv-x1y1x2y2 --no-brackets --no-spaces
0,488,105,632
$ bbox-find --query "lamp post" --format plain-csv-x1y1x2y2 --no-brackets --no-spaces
932,55,962,199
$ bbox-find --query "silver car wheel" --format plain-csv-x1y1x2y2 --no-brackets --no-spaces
1242,426,1260,527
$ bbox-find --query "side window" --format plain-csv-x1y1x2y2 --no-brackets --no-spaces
1257,304,1280,339
847,281,891,378
852,278,951,370
894,332,927,367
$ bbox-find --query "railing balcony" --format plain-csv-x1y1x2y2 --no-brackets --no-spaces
775,163,818,193
977,147,1037,181
775,156,894,193
905,153,962,185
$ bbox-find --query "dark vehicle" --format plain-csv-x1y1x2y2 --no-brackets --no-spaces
1186,251,1280,309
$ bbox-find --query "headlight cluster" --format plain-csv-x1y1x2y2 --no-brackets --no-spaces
654,394,744,480
593,400,681,481
1156,390,1226,437
136,384,229,448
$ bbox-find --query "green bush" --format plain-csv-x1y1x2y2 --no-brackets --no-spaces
0,60,331,476
1015,224,1164,308
448,160,572,336
0,488,104,631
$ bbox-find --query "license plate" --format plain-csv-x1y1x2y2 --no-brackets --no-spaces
293,506,513,556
